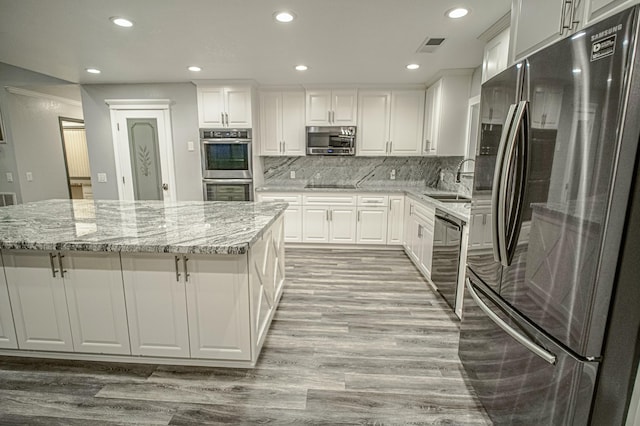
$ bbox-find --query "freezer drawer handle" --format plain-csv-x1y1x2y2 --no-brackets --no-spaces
465,279,557,365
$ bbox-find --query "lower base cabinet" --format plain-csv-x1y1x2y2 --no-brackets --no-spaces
403,198,435,279
4,250,129,354
357,207,388,244
0,216,285,367
121,253,252,361
302,205,357,243
0,255,17,349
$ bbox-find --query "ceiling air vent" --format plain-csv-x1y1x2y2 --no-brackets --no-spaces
417,37,446,53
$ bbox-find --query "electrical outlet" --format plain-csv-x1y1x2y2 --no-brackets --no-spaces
390,169,396,180
97,173,107,183
290,170,296,179
5,172,13,183
26,172,33,182
187,141,195,151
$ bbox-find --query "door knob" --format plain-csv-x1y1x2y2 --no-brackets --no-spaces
162,183,169,190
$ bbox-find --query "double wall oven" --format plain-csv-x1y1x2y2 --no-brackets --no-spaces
200,128,253,201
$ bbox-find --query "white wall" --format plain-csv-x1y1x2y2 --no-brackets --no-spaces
80,83,201,201
0,62,75,203
7,91,83,202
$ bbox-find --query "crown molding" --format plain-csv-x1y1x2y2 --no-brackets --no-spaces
5,86,82,107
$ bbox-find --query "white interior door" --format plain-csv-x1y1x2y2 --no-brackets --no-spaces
109,103,176,202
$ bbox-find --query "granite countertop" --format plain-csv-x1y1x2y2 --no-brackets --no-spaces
256,184,471,223
0,200,288,255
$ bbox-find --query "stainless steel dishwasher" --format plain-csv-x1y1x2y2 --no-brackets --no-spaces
431,209,463,310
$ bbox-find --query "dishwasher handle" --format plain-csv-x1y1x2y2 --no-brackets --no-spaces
435,213,462,231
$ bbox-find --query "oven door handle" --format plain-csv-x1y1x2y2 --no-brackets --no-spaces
201,140,251,144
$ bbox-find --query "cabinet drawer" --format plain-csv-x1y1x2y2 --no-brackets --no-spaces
303,194,357,206
357,195,389,206
258,193,302,205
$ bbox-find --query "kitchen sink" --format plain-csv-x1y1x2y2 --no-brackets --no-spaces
427,194,472,203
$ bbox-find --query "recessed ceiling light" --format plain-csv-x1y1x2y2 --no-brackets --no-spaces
406,64,420,70
274,11,296,23
110,17,133,27
188,66,202,72
446,7,469,19
295,65,308,71
86,68,101,74
572,68,582,74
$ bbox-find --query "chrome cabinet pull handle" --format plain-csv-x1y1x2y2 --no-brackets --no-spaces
328,110,331,123
221,112,225,126
389,141,393,153
49,252,58,278
466,279,557,365
326,210,329,221
357,211,361,222
58,253,67,278
175,256,181,282
184,256,190,282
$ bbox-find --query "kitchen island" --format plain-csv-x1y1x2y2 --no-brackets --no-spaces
0,200,287,368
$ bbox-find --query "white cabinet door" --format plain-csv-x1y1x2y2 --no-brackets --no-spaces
0,254,17,349
306,90,332,125
302,206,330,242
284,205,303,242
330,207,357,244
197,86,252,128
4,251,74,352
63,252,130,355
225,87,252,128
408,218,422,262
530,85,564,129
511,0,565,61
585,0,633,24
482,28,511,83
198,86,225,128
389,90,425,156
388,196,405,246
332,90,358,126
185,255,251,360
357,91,390,156
306,89,357,126
423,81,441,154
121,254,190,358
357,207,388,244
259,92,282,155
419,221,434,278
281,91,306,155
469,211,487,249
403,198,413,248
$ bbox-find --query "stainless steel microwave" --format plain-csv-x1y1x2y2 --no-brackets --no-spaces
306,126,356,155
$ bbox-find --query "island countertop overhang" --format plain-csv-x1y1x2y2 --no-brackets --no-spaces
0,200,288,255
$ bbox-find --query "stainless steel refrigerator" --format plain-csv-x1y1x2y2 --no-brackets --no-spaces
459,6,640,425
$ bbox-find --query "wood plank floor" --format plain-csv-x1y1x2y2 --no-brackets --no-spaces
0,248,491,425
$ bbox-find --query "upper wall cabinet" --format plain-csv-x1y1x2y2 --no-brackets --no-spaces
482,27,511,83
259,91,305,156
196,85,252,128
584,0,636,25
306,89,357,126
357,90,425,156
423,75,471,156
510,0,584,61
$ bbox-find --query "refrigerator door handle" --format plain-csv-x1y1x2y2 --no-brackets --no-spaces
498,100,529,266
466,278,557,365
491,103,518,263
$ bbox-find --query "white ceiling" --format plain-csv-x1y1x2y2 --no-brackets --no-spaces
0,0,511,86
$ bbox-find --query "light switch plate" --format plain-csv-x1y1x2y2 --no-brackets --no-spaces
5,172,13,182
390,169,396,180
290,170,296,179
26,172,33,182
187,141,195,151
97,173,107,183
